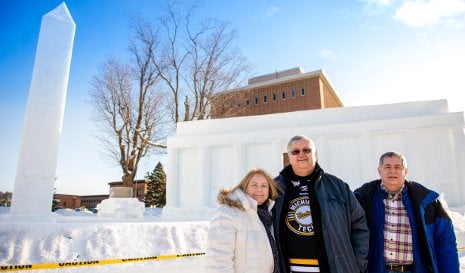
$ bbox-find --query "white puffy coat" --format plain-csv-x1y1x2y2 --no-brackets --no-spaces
205,188,275,273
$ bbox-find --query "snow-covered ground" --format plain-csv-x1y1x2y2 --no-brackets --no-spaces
0,205,464,273
0,207,209,273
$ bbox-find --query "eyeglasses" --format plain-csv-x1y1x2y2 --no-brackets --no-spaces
290,148,312,155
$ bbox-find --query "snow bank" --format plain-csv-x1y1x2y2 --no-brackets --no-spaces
0,205,464,273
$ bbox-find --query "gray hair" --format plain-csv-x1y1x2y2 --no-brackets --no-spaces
287,134,316,151
379,151,408,168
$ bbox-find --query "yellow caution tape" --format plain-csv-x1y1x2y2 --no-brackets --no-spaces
3,247,465,272
0,252,205,272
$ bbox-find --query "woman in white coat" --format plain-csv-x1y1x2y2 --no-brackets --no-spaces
205,168,280,273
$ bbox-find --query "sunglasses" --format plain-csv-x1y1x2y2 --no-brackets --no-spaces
290,148,312,155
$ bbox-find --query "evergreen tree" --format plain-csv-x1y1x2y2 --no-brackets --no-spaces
144,161,166,208
0,191,13,207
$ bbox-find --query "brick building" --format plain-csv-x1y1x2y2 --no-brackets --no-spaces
211,67,343,118
54,194,83,209
54,194,111,210
54,179,147,210
80,194,111,209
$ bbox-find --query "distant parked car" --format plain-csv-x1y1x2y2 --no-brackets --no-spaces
54,208,75,216
55,208,94,217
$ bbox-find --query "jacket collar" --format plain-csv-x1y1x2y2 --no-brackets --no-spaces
219,188,275,212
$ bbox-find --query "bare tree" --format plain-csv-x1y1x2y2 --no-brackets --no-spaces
152,1,252,122
88,1,251,188
89,21,168,188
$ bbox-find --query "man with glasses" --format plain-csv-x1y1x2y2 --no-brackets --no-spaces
272,134,369,273
354,151,459,273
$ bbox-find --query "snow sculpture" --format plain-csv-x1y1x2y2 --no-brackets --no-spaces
165,99,465,220
10,3,76,216
96,187,145,218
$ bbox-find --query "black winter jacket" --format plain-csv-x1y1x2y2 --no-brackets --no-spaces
272,164,369,273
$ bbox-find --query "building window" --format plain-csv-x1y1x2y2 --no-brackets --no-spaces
255,97,258,105
301,88,305,96
246,99,250,107
263,95,267,103
281,91,286,100
272,93,276,101
291,89,295,98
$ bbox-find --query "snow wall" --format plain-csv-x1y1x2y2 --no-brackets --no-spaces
164,100,465,220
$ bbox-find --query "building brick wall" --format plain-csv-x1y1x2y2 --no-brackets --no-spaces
212,68,343,118
54,180,147,210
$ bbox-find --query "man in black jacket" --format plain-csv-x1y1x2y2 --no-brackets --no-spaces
273,134,369,273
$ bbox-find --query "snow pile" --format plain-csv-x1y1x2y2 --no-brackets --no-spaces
0,204,464,273
0,208,209,273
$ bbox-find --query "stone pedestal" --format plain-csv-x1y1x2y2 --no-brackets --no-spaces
109,187,133,198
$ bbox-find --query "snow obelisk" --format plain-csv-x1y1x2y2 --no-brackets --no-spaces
10,3,75,216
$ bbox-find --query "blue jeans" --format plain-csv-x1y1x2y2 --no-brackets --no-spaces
385,270,413,273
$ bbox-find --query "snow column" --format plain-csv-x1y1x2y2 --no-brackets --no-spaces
10,3,76,215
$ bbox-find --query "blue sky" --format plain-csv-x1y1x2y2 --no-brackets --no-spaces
1,0,465,195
